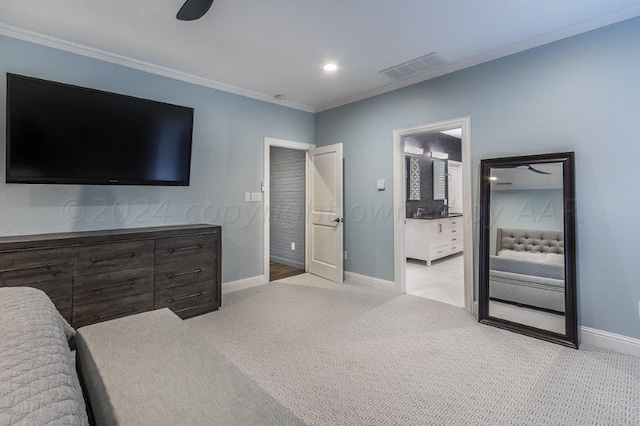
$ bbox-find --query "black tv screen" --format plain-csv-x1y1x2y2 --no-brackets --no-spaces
6,74,194,186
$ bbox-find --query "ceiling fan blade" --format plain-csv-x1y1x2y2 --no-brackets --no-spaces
177,0,214,21
527,165,551,175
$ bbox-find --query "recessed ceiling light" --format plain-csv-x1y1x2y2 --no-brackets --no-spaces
489,176,498,181
274,94,287,100
323,63,338,71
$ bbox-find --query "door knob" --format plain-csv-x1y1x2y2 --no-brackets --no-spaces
333,218,342,223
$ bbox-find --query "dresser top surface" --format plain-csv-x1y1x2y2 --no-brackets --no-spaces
0,224,220,251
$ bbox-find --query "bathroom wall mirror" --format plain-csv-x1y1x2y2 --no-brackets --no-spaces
432,159,446,200
406,156,421,201
479,152,577,348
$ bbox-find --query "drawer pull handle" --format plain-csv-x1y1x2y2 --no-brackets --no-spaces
170,245,207,253
90,253,136,263
452,246,457,250
437,250,443,254
169,291,206,303
168,268,206,279
93,307,138,322
451,230,457,233
165,281,196,290
174,305,198,314
91,279,139,292
0,263,53,274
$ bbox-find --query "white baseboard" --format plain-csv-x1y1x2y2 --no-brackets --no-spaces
344,271,396,292
580,327,640,357
222,275,268,295
473,302,639,356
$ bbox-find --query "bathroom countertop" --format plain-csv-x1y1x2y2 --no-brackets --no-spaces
408,213,463,220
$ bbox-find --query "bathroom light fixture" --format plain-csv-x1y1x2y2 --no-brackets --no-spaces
430,151,449,160
404,146,424,155
323,63,338,71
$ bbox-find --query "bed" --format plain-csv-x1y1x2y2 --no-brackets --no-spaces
0,287,88,425
0,287,304,425
489,228,566,313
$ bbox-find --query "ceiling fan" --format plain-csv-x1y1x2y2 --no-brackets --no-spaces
494,164,552,175
177,0,214,21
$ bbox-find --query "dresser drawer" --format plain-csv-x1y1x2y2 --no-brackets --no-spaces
29,279,73,310
59,308,73,324
72,292,153,328
155,233,216,265
155,284,217,319
155,279,213,307
74,240,154,276
0,248,72,286
74,266,154,306
155,258,216,291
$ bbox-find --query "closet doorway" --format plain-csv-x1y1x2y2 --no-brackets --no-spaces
263,138,314,282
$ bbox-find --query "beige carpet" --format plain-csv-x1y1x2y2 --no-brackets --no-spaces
186,273,640,425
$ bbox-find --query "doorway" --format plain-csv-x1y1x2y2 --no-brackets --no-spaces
392,118,474,314
264,138,314,282
263,138,345,284
403,128,465,306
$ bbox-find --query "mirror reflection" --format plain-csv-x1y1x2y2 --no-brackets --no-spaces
487,162,565,334
432,159,446,201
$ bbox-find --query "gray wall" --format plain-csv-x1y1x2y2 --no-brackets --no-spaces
0,35,314,283
490,189,564,255
405,133,462,218
270,146,306,268
315,18,640,339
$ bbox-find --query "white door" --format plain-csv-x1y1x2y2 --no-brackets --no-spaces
308,144,344,283
448,160,463,214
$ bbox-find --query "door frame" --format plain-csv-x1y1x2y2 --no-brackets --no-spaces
263,137,315,280
392,117,474,314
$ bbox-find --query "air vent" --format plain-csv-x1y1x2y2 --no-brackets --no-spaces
379,52,448,81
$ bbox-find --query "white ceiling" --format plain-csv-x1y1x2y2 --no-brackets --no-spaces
1,0,640,112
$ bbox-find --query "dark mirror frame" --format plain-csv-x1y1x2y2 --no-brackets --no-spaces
478,152,578,349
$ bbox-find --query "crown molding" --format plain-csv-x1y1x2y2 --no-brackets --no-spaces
3,3,640,115
0,23,316,114
315,4,640,112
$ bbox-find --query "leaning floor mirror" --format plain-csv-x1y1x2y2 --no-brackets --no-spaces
479,152,577,348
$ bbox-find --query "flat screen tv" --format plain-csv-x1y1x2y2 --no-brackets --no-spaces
6,74,194,186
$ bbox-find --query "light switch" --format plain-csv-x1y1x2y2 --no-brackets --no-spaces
251,192,263,202
377,179,386,191
245,192,251,202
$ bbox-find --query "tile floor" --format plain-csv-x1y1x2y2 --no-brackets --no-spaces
405,253,464,307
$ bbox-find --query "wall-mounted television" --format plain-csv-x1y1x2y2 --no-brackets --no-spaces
6,74,194,186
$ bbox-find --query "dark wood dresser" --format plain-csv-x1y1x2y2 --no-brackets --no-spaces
0,224,221,328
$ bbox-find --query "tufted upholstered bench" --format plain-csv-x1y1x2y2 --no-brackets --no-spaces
75,308,304,426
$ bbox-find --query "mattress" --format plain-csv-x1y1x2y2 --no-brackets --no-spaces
489,250,566,312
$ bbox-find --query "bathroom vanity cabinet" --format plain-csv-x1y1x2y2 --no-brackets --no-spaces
405,216,463,266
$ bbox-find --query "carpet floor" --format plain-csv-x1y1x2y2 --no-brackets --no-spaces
186,273,640,425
